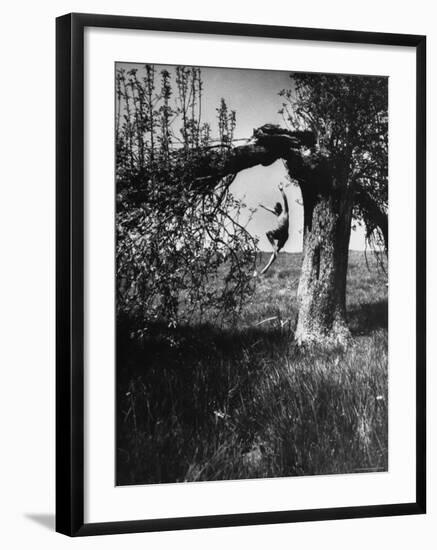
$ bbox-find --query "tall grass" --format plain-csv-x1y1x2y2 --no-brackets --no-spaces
117,251,388,485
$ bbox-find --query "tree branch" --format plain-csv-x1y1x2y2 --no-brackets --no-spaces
118,125,316,206
355,187,388,252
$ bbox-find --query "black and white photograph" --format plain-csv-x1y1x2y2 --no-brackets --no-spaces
115,63,389,486
0,1,431,546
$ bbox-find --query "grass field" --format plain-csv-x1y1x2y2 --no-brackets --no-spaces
116,251,388,485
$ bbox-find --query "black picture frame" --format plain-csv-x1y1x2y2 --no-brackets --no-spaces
56,12,426,537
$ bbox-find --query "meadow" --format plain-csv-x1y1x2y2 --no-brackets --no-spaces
116,251,388,485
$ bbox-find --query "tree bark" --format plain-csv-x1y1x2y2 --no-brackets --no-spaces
294,181,353,346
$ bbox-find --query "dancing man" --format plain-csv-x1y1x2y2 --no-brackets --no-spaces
257,183,289,275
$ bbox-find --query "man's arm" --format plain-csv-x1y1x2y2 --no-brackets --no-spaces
278,183,289,214
259,203,276,215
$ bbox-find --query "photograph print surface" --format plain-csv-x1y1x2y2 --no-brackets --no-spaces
115,63,388,486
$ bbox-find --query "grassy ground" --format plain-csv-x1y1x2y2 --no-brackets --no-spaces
116,251,388,485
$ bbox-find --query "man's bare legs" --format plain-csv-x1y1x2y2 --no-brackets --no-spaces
260,231,279,275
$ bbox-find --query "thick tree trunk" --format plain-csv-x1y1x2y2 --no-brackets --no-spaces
295,187,353,346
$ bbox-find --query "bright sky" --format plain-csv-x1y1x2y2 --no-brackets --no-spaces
117,63,366,252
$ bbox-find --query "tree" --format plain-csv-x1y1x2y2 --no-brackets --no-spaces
169,75,388,346
117,67,388,346
279,74,388,344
